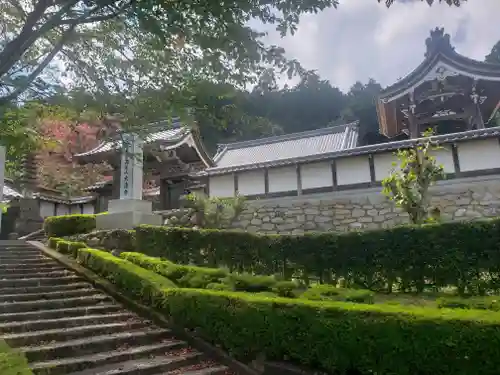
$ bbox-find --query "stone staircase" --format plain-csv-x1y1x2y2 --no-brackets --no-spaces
0,241,233,375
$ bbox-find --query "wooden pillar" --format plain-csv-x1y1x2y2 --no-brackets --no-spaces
296,164,302,196
159,179,168,210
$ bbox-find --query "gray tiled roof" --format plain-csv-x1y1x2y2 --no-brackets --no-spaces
202,125,500,175
75,119,188,157
207,122,359,174
3,184,22,199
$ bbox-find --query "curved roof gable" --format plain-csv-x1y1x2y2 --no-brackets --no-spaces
75,118,214,168
380,27,500,103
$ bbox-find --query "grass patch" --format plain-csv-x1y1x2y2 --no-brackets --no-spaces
0,340,33,375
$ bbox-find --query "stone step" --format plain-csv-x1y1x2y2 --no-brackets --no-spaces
65,352,204,375
0,288,99,303
21,328,173,362
30,341,186,375
0,253,44,259
0,269,75,280
0,249,42,255
0,303,123,323
0,294,110,314
0,312,136,334
0,260,60,270
2,321,147,347
0,274,83,287
0,257,51,264
0,282,91,296
0,265,66,275
165,365,231,375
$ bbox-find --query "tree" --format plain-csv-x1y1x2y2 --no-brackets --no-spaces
339,79,382,145
0,0,344,111
486,41,500,64
382,130,445,225
36,116,112,196
380,0,463,6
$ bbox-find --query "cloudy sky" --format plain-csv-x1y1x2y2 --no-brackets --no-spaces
260,0,500,92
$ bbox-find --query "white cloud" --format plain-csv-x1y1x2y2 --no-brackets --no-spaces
261,0,500,92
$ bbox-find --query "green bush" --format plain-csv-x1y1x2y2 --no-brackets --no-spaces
78,247,500,375
56,240,71,255
206,282,232,291
120,252,227,288
44,214,97,237
47,237,63,249
225,273,277,293
136,218,500,295
68,242,87,258
437,296,500,312
272,280,299,298
301,284,374,304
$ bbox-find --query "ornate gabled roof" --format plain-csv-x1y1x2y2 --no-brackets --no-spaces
203,122,359,174
380,27,500,103
75,118,214,168
3,184,22,201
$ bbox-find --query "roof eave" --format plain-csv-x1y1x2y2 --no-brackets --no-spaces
204,126,500,175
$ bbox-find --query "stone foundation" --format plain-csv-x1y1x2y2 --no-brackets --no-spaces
231,175,500,234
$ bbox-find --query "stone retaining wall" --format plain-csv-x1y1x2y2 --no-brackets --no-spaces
231,175,500,234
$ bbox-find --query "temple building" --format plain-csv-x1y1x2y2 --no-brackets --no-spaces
74,119,212,212
377,27,500,139
70,28,500,230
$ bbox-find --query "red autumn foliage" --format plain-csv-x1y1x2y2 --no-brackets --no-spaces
36,119,112,196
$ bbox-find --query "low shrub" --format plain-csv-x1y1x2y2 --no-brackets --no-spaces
78,248,500,375
68,242,87,258
44,214,97,237
224,273,277,293
0,339,33,375
301,284,374,304
56,240,71,255
120,252,227,288
272,280,299,298
206,283,232,291
437,296,500,312
47,237,63,249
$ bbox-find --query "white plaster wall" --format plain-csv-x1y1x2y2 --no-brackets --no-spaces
55,204,70,216
39,201,55,218
430,145,455,174
238,170,265,196
209,175,235,197
457,139,500,172
268,166,297,193
373,152,398,181
82,203,95,215
301,162,332,190
336,156,371,186
70,205,81,215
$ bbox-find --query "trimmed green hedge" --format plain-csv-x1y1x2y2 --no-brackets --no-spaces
49,237,88,258
136,219,500,295
0,340,33,375
44,214,97,237
47,237,63,249
78,247,500,375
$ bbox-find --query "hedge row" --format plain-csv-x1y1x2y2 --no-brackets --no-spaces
44,214,98,237
48,237,87,258
121,252,375,302
78,247,500,375
136,219,500,295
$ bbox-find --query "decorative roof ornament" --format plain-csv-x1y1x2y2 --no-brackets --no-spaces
425,27,454,58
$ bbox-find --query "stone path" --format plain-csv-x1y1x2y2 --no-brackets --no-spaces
0,242,232,375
